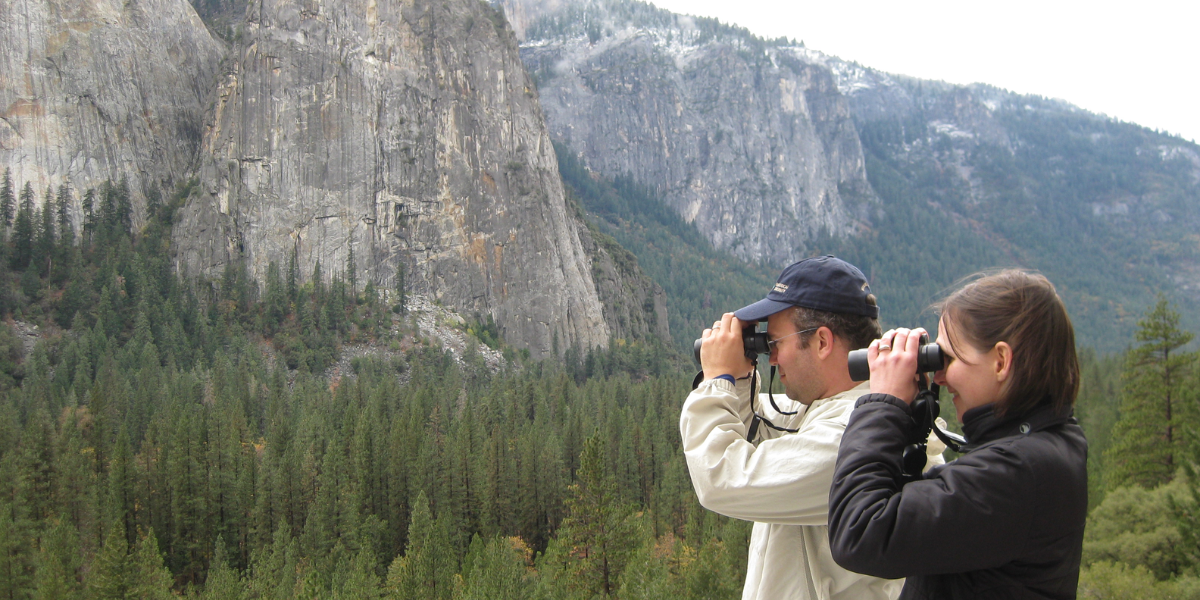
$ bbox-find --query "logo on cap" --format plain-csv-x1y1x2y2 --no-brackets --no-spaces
773,283,789,293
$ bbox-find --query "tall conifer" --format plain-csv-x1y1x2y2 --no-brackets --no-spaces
81,188,96,248
264,262,286,333
0,169,13,227
32,519,84,600
454,535,532,600
199,541,248,600
1105,296,1196,490
11,182,35,270
395,261,406,315
287,245,298,305
386,491,455,600
556,433,641,597
347,245,357,302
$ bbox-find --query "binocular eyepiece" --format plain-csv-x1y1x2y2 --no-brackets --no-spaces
847,338,945,381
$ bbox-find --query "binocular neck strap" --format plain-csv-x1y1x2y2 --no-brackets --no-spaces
767,365,798,416
915,380,964,454
747,367,799,441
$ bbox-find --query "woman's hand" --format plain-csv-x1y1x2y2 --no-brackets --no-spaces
701,313,755,381
867,327,927,404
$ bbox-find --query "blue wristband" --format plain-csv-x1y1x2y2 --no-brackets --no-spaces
713,374,736,385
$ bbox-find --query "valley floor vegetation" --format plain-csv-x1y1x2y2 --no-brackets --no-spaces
0,170,1198,599
0,172,742,599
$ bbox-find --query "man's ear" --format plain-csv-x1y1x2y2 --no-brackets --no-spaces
816,327,836,359
993,341,1013,382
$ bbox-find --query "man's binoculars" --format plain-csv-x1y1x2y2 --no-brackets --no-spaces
692,327,769,363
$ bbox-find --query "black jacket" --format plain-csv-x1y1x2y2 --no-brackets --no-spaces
828,394,1088,600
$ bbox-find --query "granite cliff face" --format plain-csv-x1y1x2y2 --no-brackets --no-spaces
0,0,223,217
174,0,611,357
504,0,877,266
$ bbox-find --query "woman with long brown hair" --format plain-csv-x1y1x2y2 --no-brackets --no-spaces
828,270,1087,599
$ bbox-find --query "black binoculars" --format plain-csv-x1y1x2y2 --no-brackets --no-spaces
692,327,769,363
847,338,945,381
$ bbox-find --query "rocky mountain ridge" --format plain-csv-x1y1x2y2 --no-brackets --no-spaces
1,0,674,357
500,0,1200,349
800,47,1200,343
506,0,877,265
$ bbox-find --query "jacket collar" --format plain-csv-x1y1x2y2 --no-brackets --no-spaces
809,380,872,410
960,400,1073,449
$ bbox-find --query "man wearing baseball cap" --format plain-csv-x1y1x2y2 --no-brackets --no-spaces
680,255,942,600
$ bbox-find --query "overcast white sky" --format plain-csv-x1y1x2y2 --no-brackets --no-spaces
647,0,1199,144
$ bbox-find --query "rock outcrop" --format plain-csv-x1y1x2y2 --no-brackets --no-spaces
506,0,877,266
577,220,669,344
0,0,224,217
174,0,611,357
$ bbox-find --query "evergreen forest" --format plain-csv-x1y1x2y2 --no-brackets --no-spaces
1,158,1200,600
0,170,746,599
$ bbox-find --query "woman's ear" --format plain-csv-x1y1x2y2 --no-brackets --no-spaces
993,341,1013,382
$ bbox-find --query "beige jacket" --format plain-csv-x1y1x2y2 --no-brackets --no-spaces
680,376,944,600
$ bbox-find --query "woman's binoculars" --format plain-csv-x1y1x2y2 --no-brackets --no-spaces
847,340,945,381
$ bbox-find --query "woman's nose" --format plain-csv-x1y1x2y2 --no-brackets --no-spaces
933,370,947,387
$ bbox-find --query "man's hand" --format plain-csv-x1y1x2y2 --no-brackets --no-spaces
701,312,755,380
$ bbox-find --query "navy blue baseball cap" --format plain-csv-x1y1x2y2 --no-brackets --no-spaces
734,255,879,321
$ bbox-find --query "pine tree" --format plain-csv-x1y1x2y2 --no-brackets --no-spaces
55,183,72,244
453,535,532,600
33,519,84,600
0,492,35,600
679,537,740,600
113,178,132,239
51,410,99,548
52,184,74,284
20,263,41,303
325,273,345,334
394,261,406,315
312,260,324,309
11,182,35,270
555,433,642,598
81,188,96,249
245,521,302,600
85,527,174,600
199,541,248,600
385,491,455,600
332,548,382,600
287,245,298,306
264,262,287,334
34,187,55,276
144,184,161,223
0,169,13,227
347,245,358,303
166,405,208,585
1105,296,1196,490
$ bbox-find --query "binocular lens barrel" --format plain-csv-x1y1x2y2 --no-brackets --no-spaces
847,343,945,381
